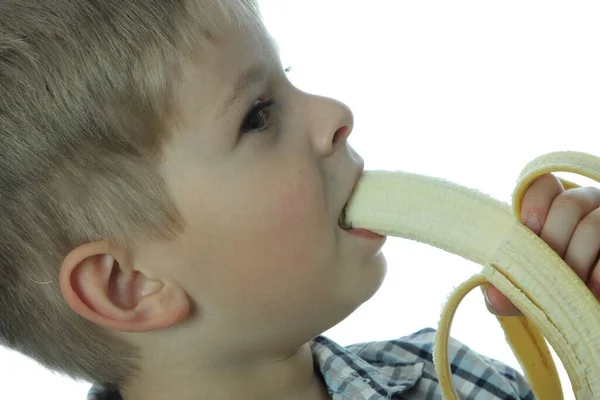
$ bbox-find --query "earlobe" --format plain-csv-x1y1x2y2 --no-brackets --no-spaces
59,240,191,333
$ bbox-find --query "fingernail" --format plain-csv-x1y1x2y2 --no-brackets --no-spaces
484,287,496,313
525,214,542,234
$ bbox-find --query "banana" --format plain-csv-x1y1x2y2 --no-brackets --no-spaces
339,151,600,399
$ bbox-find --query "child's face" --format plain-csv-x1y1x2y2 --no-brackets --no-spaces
133,9,387,357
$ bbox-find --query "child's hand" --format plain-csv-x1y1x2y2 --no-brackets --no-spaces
485,173,600,316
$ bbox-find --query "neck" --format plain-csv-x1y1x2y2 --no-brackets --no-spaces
120,342,332,400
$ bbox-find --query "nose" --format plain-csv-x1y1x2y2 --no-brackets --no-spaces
310,95,354,155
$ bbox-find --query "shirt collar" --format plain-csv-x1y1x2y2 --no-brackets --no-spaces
311,335,424,399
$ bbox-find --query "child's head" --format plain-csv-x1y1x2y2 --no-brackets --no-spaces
0,0,387,397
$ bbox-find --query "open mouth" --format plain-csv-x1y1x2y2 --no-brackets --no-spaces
338,204,353,230
339,164,364,231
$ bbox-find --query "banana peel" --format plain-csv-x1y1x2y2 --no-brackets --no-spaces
341,151,600,399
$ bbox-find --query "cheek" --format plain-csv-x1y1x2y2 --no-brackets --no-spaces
270,178,314,230
250,176,322,251
230,174,333,286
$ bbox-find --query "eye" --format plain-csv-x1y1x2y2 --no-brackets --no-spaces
241,98,275,134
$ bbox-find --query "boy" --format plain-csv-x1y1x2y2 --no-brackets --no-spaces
1,1,599,399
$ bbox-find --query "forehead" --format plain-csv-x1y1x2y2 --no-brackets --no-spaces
168,8,280,137
207,22,277,73
184,0,279,79
186,0,277,63
189,19,279,95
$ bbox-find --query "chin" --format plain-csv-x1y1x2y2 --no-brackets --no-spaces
339,253,388,316
364,252,388,300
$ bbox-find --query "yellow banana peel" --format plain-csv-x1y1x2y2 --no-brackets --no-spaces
340,151,600,399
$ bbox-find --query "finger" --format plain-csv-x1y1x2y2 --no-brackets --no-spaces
485,284,523,316
520,173,564,236
587,260,600,300
488,174,562,316
564,206,600,282
542,187,600,259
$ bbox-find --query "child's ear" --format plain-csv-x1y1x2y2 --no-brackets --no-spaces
59,240,190,333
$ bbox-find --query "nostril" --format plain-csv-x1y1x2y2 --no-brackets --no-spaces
333,125,350,146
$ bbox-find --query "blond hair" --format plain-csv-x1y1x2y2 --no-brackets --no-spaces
0,0,259,389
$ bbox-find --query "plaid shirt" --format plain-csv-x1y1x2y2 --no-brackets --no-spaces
87,327,534,400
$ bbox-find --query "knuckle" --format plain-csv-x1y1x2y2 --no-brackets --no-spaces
522,174,563,215
534,173,560,186
588,186,600,198
553,191,585,215
580,208,600,231
528,174,560,196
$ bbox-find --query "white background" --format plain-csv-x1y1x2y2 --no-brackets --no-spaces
2,1,599,398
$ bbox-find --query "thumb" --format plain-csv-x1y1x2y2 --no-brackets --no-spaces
485,284,523,316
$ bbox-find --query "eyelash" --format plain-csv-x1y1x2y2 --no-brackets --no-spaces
239,66,292,136
240,98,276,135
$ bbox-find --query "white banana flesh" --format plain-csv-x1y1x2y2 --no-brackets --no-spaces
340,151,600,399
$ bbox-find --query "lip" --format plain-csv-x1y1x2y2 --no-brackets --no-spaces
346,228,386,240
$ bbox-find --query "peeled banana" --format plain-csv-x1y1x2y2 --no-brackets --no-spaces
339,151,600,399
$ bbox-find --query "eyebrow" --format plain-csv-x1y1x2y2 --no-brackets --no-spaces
216,63,269,120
